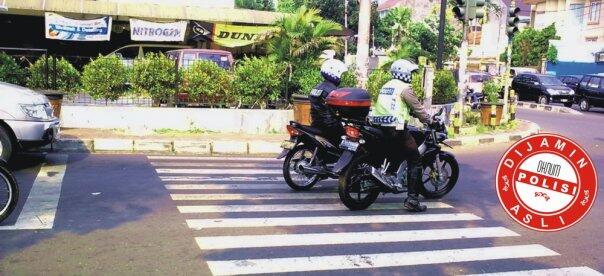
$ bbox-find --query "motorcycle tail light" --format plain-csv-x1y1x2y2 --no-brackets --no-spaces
286,125,300,137
345,126,361,140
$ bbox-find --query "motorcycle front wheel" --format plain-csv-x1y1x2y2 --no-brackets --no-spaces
419,152,459,199
338,156,380,211
0,164,18,223
283,145,320,191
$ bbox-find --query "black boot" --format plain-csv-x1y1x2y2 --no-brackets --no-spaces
404,164,427,212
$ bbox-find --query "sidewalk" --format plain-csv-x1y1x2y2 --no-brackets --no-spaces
49,120,540,156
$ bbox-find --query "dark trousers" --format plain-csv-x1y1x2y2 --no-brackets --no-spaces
385,128,422,197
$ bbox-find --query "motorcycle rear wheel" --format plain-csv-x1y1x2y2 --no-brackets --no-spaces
0,163,18,223
419,152,459,199
338,156,380,211
283,145,320,191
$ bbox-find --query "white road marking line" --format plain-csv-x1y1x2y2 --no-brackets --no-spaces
196,227,519,250
165,184,304,190
177,202,453,213
148,156,280,162
151,162,282,168
0,154,68,231
156,168,281,175
170,192,406,201
464,266,603,276
207,244,559,275
186,213,481,229
160,176,286,182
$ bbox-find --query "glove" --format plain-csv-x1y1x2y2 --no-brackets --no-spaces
429,120,441,129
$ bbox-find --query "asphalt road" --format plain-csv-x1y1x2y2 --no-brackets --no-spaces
0,108,602,275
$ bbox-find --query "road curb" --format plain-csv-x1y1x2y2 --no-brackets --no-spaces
446,120,540,147
516,102,582,115
45,120,540,155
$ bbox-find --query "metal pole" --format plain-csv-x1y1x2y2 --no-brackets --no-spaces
458,23,469,128
344,0,348,57
436,0,447,69
502,0,515,122
356,0,371,88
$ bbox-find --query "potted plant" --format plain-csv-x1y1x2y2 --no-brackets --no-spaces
480,80,504,126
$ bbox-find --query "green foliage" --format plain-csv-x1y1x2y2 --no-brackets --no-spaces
482,80,501,104
340,70,358,88
131,53,177,104
183,60,233,106
407,13,462,63
234,57,285,108
510,24,559,67
366,69,390,102
0,52,27,86
433,70,457,104
236,0,275,11
463,109,481,126
411,69,424,101
277,0,305,12
546,45,558,63
27,56,80,93
291,63,322,95
375,7,413,49
81,55,128,103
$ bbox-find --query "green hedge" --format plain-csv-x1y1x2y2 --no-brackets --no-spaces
367,69,390,102
27,56,80,93
433,70,457,104
131,53,177,104
0,52,27,86
81,55,129,103
233,57,285,108
183,60,233,106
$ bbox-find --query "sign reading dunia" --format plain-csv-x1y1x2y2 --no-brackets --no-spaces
130,19,187,42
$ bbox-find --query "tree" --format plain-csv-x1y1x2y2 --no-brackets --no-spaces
233,57,285,108
131,53,177,105
81,55,128,104
509,24,559,67
236,0,275,11
0,52,27,86
375,7,413,49
182,60,233,107
27,56,80,93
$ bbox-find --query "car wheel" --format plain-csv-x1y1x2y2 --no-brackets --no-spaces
0,127,13,162
579,98,590,112
538,95,549,105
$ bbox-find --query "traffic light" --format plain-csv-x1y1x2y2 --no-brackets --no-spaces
507,7,521,38
453,0,467,22
473,0,487,20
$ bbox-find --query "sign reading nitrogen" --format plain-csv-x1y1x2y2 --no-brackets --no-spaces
130,19,188,42
45,12,112,41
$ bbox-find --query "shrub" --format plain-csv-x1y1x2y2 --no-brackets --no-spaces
0,52,27,86
433,70,457,104
233,57,285,108
81,55,129,104
366,69,391,102
131,53,177,104
483,80,502,104
27,56,80,93
340,70,358,88
291,63,322,95
183,60,233,107
411,69,424,101
464,109,481,126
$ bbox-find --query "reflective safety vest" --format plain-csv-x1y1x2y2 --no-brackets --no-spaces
371,79,411,129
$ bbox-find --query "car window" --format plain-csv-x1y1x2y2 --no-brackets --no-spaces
599,78,604,90
539,76,564,85
181,53,197,69
580,76,591,87
588,77,600,88
199,53,231,69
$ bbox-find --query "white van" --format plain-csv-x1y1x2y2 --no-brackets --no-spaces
0,82,60,161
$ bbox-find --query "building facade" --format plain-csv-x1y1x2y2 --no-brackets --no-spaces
526,0,603,42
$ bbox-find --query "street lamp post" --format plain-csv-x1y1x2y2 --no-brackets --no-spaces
436,0,448,69
344,0,348,57
356,0,371,88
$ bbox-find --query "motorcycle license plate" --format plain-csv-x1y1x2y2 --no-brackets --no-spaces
340,140,359,152
281,140,295,150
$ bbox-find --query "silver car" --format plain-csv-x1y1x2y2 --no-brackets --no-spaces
0,82,60,161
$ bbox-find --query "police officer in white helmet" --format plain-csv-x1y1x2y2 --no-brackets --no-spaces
308,59,349,144
371,59,435,212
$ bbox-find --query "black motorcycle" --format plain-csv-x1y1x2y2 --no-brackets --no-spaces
276,121,341,191
0,159,18,223
335,108,459,210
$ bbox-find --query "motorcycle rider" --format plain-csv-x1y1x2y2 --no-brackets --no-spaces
371,59,435,212
308,59,349,145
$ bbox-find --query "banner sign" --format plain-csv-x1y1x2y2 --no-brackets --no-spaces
45,12,112,41
190,22,275,48
130,19,188,42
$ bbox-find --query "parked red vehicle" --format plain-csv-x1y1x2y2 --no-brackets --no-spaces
166,49,234,107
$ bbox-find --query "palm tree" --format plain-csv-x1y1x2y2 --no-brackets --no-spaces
387,7,412,48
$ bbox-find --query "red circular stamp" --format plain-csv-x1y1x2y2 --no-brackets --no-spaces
496,133,598,231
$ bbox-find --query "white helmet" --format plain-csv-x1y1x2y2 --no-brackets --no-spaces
320,59,348,84
390,59,419,83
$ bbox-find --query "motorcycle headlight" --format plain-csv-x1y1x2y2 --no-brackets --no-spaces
20,104,51,120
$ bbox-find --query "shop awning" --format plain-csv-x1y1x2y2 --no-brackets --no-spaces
2,0,285,25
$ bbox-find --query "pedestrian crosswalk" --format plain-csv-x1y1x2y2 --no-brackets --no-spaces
149,155,603,276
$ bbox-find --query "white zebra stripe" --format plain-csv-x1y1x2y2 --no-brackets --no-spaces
177,202,453,213
170,192,406,201
148,156,280,162
186,213,482,229
152,162,282,168
160,176,286,182
206,244,559,275
464,266,603,276
165,184,312,190
156,168,282,175
196,227,519,250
